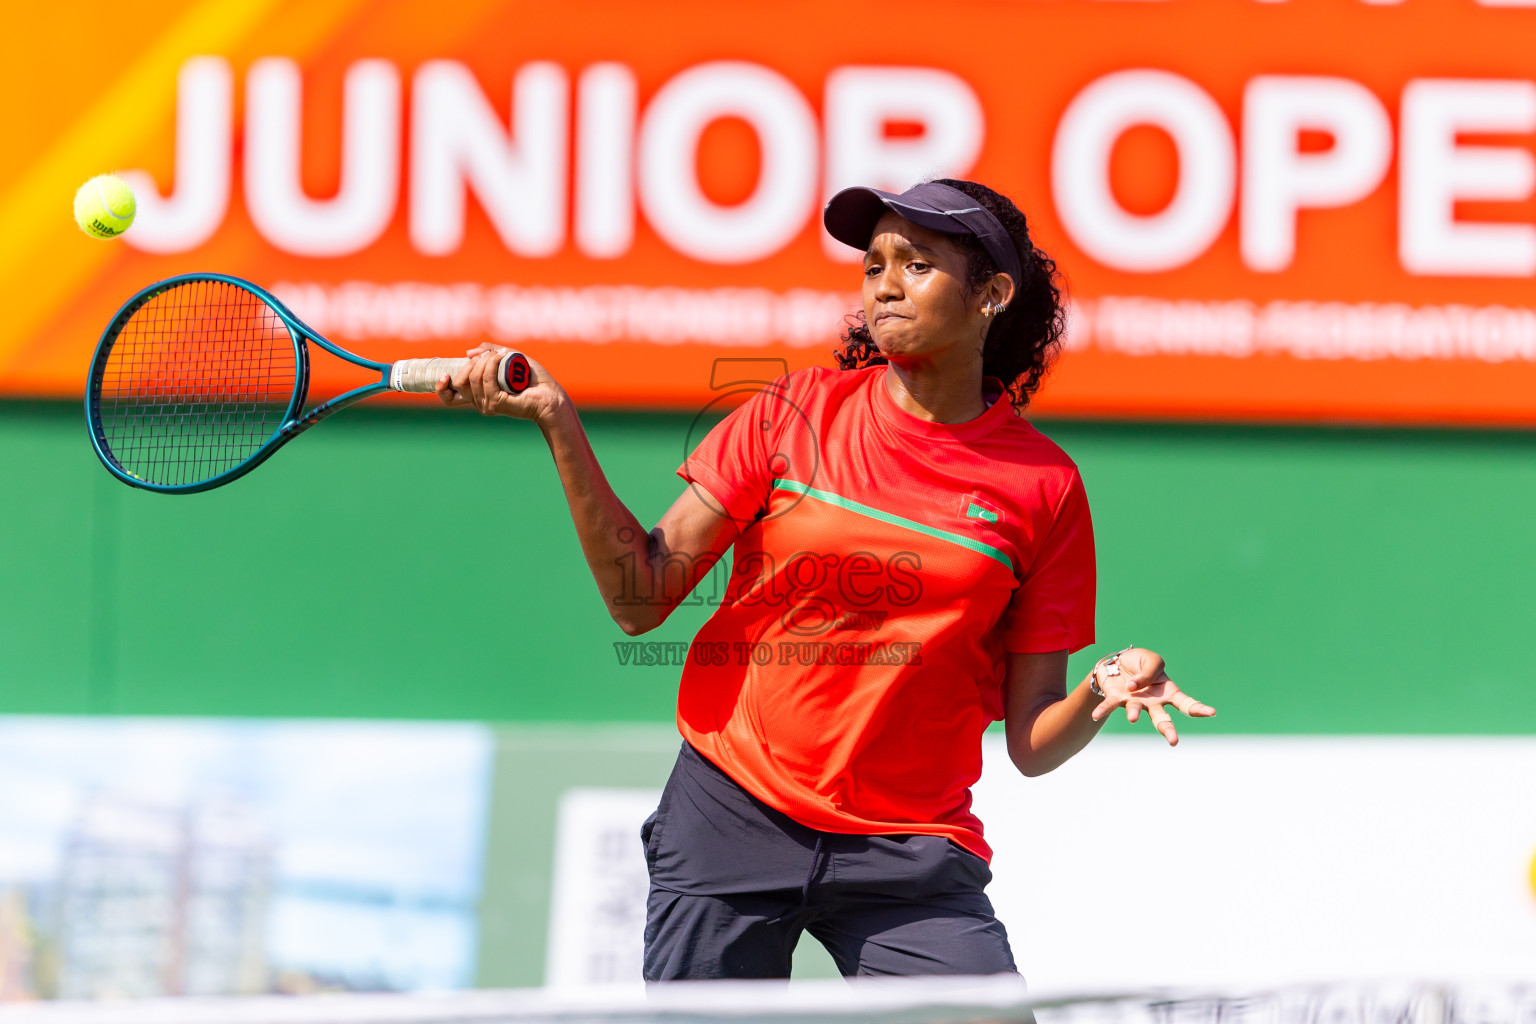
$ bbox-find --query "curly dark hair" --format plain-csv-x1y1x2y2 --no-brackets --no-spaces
834,178,1066,408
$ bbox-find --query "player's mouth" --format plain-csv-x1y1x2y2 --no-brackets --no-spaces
872,311,910,327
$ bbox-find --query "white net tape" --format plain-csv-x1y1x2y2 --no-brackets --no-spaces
0,980,1530,1024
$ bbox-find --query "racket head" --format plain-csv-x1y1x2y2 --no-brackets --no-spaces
86,274,310,493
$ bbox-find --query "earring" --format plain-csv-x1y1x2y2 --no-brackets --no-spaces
983,303,995,317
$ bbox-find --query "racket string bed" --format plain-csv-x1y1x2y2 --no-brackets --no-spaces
96,279,297,488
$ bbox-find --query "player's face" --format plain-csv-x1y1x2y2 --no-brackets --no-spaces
862,213,978,363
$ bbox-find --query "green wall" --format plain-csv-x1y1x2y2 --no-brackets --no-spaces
2,401,1532,733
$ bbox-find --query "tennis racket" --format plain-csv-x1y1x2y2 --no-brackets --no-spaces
85,272,530,494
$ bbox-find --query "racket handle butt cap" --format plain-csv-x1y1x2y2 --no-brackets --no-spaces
497,352,531,393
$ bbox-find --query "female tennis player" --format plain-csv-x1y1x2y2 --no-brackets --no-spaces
437,178,1215,980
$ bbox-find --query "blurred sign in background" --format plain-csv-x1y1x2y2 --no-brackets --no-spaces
1,0,1535,1005
11,0,1536,418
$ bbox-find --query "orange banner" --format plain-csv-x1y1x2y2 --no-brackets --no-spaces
7,0,1536,422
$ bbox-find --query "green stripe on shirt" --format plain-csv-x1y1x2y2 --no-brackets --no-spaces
771,479,1014,572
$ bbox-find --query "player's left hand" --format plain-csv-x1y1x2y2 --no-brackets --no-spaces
1088,648,1215,746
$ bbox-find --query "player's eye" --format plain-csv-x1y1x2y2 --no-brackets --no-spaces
909,261,931,274
864,264,883,277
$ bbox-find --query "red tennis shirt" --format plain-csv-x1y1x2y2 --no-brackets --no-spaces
675,365,1095,861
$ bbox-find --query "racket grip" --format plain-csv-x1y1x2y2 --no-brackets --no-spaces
390,357,466,393
389,353,532,394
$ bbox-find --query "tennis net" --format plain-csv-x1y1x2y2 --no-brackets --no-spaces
0,980,1528,1024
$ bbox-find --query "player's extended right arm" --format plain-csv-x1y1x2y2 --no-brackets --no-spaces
437,345,738,635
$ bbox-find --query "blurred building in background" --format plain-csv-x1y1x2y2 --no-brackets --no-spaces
0,722,490,1000
0,888,39,1001
55,795,270,999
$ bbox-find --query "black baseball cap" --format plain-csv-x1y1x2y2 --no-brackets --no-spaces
823,181,1022,291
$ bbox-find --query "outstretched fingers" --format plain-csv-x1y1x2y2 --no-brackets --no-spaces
1169,686,1217,718
1147,703,1179,746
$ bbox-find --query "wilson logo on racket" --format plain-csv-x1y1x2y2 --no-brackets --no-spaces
86,272,531,493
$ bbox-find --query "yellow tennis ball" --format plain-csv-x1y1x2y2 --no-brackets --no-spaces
74,174,136,239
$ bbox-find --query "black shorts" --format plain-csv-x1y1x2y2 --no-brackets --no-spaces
641,741,1017,981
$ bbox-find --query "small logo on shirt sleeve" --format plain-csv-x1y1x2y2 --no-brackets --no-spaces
962,496,1003,524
